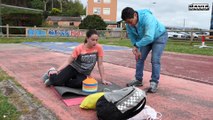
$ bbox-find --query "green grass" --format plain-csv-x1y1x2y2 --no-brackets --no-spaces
0,69,20,120
99,38,132,47
0,37,213,56
0,37,84,43
0,93,20,120
165,40,213,56
0,69,13,82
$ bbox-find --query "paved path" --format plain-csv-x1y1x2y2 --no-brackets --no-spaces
104,50,213,85
24,42,213,85
0,44,213,120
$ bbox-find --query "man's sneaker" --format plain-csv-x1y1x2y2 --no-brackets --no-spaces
147,82,158,93
126,80,143,87
44,79,52,87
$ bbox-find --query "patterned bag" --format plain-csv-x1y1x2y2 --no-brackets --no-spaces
96,86,146,120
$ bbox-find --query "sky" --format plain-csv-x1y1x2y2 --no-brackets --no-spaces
80,0,213,30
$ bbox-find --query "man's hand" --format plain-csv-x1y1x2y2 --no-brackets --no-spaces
135,51,141,61
132,46,138,55
132,47,141,61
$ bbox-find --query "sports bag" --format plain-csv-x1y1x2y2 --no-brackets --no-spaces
96,86,146,120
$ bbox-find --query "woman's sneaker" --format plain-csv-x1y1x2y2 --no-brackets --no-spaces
147,82,158,93
126,79,143,87
41,67,56,82
44,79,52,87
42,73,49,83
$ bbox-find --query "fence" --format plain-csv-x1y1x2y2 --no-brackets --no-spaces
0,25,127,39
0,25,213,42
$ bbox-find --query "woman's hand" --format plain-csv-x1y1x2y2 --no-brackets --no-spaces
102,80,112,85
48,70,58,76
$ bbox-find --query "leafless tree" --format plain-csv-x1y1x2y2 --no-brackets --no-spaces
43,0,50,11
57,0,63,12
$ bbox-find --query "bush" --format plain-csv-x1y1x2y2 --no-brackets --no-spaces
50,8,61,16
2,13,43,34
79,15,107,30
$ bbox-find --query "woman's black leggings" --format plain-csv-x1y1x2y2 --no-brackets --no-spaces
49,65,87,88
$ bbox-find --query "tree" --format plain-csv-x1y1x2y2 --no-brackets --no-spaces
57,0,63,12
50,8,61,15
43,0,50,11
31,0,43,9
2,0,28,7
62,0,85,16
79,15,107,30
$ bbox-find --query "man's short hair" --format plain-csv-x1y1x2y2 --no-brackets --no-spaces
121,7,136,20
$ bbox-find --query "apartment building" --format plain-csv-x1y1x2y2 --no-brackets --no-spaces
87,0,117,22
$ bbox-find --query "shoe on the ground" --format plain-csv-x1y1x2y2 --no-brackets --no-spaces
44,79,52,87
126,79,143,87
147,82,158,93
42,73,49,83
42,67,56,82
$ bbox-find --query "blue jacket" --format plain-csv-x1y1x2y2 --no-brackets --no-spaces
126,9,166,47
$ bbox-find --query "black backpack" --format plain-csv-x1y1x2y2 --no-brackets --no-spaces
96,86,146,120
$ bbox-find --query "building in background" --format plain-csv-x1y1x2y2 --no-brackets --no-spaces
46,16,81,27
87,0,117,29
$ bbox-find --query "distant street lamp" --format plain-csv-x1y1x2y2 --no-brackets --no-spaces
183,18,186,30
210,2,213,35
149,2,156,12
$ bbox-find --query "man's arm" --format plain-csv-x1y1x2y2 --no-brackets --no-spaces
135,14,156,47
126,25,137,45
126,25,140,56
